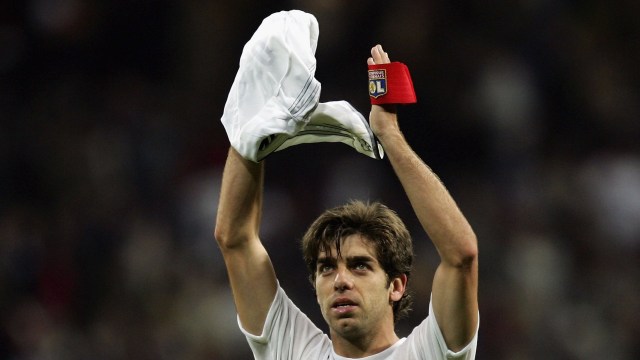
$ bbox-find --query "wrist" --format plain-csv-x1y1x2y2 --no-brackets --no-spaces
370,109,399,137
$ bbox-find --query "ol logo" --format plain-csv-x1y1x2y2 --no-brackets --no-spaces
368,69,387,98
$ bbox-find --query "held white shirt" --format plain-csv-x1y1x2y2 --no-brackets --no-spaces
221,10,383,162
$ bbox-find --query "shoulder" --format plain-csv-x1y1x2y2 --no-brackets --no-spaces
392,299,479,359
241,284,333,359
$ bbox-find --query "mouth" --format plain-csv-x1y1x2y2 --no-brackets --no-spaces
331,298,358,314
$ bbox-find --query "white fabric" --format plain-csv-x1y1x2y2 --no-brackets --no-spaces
239,285,479,360
221,10,383,162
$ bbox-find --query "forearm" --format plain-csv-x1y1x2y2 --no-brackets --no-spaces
214,147,277,335
378,129,477,267
367,44,478,351
215,147,264,249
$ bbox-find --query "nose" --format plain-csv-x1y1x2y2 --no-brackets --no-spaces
333,266,354,291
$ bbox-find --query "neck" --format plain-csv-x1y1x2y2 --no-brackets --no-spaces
331,325,400,358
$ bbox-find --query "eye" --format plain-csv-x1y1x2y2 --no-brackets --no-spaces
353,262,369,271
318,264,334,274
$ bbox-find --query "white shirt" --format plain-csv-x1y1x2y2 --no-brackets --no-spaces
221,10,383,162
239,285,479,359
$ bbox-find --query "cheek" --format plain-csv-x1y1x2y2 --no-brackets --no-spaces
315,279,328,304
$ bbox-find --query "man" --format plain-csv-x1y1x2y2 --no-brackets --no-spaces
215,45,479,359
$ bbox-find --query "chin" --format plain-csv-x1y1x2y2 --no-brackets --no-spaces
331,319,365,338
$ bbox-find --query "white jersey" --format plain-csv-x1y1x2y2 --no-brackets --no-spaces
239,285,478,359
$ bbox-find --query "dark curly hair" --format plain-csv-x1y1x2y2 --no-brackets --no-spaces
301,200,414,323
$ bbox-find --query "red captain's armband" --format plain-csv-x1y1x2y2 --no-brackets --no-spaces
368,62,417,105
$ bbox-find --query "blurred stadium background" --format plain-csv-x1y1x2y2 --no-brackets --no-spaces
1,1,639,359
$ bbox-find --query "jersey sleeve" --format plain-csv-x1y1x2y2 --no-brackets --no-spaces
238,283,332,360
397,294,479,360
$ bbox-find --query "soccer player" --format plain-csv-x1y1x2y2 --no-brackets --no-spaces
215,44,479,359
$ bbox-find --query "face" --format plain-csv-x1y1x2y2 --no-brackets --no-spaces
314,234,405,340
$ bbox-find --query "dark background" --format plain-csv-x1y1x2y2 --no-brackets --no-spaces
1,1,639,359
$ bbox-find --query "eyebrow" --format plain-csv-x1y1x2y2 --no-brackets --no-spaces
316,256,335,267
317,255,376,265
346,256,377,267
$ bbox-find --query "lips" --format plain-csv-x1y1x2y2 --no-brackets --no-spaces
331,297,358,314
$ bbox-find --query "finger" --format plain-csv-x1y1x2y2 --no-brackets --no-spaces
371,45,384,64
377,44,391,63
367,57,375,65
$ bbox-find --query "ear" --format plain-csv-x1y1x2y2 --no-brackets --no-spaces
389,274,408,302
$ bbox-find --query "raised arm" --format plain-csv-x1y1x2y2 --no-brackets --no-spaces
367,45,478,351
214,147,277,335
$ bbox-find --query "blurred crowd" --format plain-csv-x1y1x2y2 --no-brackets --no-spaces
1,1,639,359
